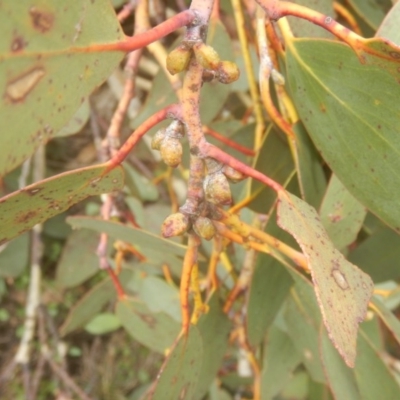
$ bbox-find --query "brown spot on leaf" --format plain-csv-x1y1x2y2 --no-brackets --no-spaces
11,36,27,52
6,67,45,102
29,7,54,33
16,210,37,224
136,312,156,328
389,51,400,59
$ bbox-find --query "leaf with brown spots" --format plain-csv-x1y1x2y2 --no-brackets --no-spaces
147,325,203,400
277,191,374,367
0,164,124,244
0,0,124,175
286,36,400,231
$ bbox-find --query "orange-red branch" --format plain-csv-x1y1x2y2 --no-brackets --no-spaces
115,10,197,52
106,266,126,299
204,126,256,157
104,104,180,173
256,0,363,49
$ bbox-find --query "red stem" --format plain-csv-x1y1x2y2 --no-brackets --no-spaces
255,0,363,49
88,10,197,53
204,126,256,157
106,267,126,299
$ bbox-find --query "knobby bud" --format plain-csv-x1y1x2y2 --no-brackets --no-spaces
217,61,240,84
160,137,183,168
151,128,167,150
223,165,246,183
166,45,192,75
161,212,190,238
204,172,232,205
193,216,216,240
193,43,221,70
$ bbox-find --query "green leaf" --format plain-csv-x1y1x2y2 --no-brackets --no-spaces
284,285,326,383
0,233,29,278
287,0,333,38
116,298,180,353
60,276,116,336
137,275,181,322
245,254,293,347
354,330,400,399
55,229,100,289
377,1,400,44
85,312,121,335
0,164,124,244
261,325,302,400
194,295,231,399
293,121,326,209
147,326,203,400
286,38,400,231
124,163,159,202
55,98,90,137
320,328,361,400
277,192,374,367
370,296,400,347
248,126,295,213
348,0,392,29
66,216,187,262
319,174,366,251
0,0,124,175
348,226,400,283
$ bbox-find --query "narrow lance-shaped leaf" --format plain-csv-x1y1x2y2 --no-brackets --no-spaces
0,164,124,244
277,191,374,367
0,0,124,175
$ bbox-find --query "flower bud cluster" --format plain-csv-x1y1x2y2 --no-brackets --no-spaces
166,42,240,84
151,120,185,168
161,211,216,241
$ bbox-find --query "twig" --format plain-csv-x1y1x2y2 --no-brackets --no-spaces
44,351,93,400
231,0,265,150
180,234,200,336
14,145,45,398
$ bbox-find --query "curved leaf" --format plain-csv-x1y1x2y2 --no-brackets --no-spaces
0,164,124,244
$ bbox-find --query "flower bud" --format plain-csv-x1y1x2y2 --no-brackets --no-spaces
151,129,166,150
223,165,246,183
193,216,216,240
217,61,240,84
204,172,232,205
193,43,220,70
166,45,192,75
161,212,190,238
160,137,183,168
165,120,185,139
